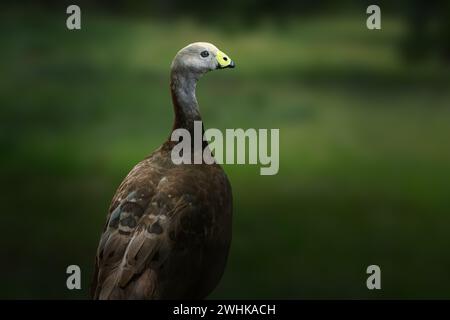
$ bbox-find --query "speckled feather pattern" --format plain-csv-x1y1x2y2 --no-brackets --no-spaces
92,141,232,299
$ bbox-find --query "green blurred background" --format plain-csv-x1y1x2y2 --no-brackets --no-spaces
1,0,450,299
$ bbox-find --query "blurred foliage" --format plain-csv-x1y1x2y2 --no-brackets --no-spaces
402,0,450,62
10,0,450,61
0,2,450,299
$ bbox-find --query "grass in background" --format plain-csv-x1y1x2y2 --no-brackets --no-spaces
1,9,450,298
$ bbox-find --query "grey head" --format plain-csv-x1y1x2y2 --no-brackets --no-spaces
171,42,235,76
169,42,235,132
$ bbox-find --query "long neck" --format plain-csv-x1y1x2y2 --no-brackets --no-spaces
170,69,202,134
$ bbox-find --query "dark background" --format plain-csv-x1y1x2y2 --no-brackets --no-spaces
1,0,449,299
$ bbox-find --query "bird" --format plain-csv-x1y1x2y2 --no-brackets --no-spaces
91,42,235,300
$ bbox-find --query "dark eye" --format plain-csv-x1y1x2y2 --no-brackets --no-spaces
200,51,209,58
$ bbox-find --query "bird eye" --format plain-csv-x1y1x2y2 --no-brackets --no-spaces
200,51,209,58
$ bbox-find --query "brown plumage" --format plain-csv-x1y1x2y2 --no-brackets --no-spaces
91,42,235,299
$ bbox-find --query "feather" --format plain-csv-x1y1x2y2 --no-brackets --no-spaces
92,43,234,300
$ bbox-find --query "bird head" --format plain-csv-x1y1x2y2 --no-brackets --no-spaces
171,42,235,75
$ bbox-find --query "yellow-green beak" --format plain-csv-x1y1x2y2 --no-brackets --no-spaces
216,50,235,69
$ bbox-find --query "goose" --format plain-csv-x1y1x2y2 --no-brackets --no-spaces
91,42,235,299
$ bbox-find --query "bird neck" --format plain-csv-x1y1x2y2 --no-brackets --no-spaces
170,69,203,134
